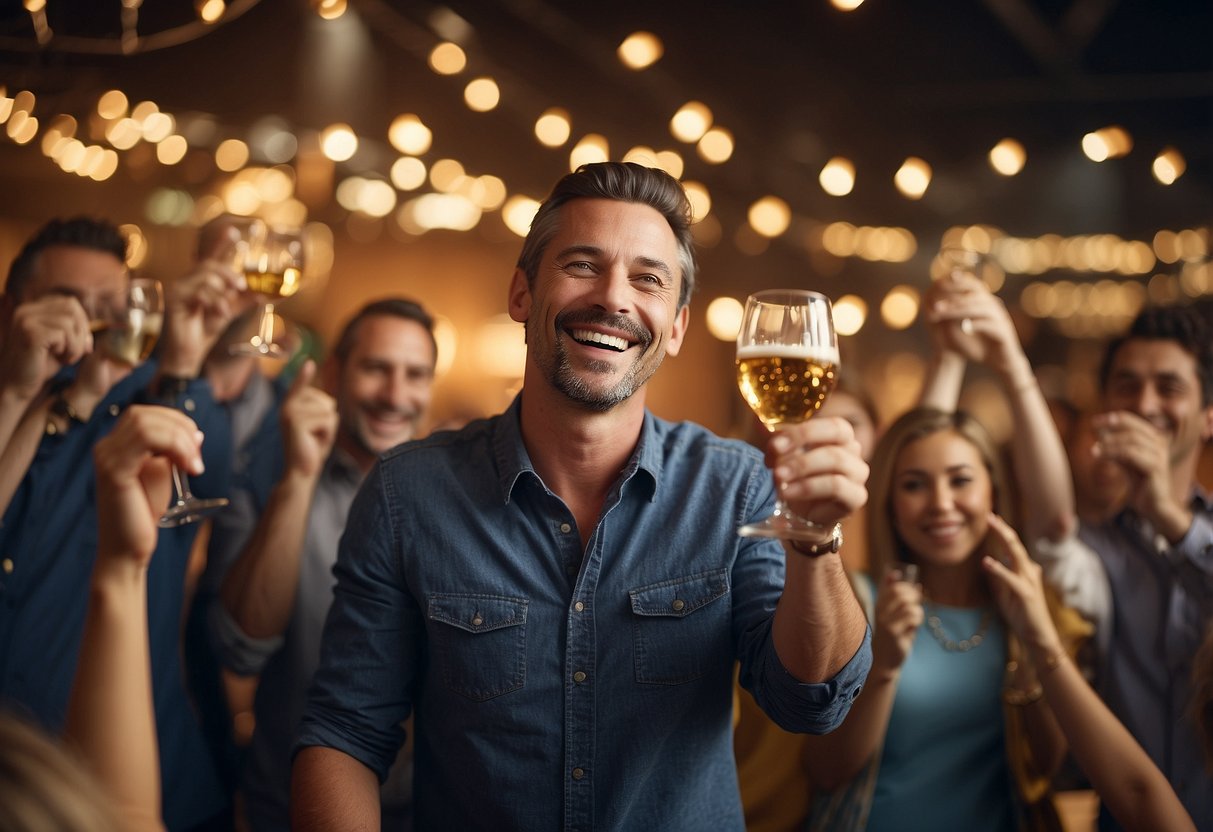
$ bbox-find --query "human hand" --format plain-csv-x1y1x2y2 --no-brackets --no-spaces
924,273,1024,376
93,406,205,569
981,513,1062,656
281,360,338,479
160,227,250,377
871,568,923,679
767,416,869,530
1090,410,1189,539
0,295,93,402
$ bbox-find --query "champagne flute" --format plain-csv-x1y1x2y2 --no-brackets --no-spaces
735,289,839,540
230,224,305,360
934,247,988,335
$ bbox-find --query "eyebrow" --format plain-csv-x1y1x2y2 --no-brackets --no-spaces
554,245,674,279
896,464,977,478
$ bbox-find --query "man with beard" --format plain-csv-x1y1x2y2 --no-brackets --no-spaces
1066,306,1213,831
208,298,436,831
291,163,872,831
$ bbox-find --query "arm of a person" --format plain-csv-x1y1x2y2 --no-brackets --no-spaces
767,416,870,683
64,405,206,830
927,275,1075,543
156,241,248,383
219,362,336,640
801,571,922,787
291,746,381,832
982,514,1196,832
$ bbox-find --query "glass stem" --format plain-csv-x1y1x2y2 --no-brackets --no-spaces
259,302,276,346
171,465,190,504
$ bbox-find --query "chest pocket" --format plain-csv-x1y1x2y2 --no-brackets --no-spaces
428,593,528,701
629,569,731,685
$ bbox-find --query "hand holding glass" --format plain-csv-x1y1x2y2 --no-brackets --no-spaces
231,223,305,360
736,289,839,541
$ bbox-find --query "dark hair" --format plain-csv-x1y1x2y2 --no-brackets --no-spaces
515,162,697,309
1099,306,1213,406
5,217,128,301
332,298,437,365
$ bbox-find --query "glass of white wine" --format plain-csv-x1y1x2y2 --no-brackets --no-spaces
92,277,164,366
231,224,305,360
735,289,839,540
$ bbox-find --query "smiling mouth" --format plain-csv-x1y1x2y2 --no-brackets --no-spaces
570,328,631,352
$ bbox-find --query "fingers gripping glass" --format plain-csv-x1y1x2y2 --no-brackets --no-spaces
735,289,839,541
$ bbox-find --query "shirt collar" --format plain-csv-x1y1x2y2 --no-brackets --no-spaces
491,394,661,505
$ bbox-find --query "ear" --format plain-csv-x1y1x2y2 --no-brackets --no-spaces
664,303,690,357
507,267,531,324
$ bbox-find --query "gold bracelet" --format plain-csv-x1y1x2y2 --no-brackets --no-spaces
1004,684,1044,706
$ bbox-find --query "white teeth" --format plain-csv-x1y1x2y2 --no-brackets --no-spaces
571,329,628,351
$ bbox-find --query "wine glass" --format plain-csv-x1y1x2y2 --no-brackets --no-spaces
934,247,989,335
92,277,164,366
230,224,305,360
735,289,839,540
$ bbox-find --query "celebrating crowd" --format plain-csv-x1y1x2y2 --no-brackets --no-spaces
0,163,1209,831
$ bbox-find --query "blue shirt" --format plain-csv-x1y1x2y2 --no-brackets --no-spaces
297,397,871,831
0,361,232,831
1080,494,1213,832
867,602,1014,832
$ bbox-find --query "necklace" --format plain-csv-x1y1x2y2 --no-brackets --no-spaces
925,605,991,652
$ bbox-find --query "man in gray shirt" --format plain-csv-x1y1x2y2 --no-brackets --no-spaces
209,298,438,831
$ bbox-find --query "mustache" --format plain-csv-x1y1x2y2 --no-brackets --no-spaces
554,308,652,348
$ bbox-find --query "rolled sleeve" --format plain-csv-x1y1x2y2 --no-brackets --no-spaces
208,601,283,676
751,624,871,734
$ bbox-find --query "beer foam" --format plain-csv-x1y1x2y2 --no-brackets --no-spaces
736,343,840,364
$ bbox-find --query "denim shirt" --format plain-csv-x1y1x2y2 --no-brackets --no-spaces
0,360,232,831
297,398,871,831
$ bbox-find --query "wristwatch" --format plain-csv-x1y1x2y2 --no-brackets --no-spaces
789,522,844,557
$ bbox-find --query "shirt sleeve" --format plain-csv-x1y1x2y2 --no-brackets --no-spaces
731,459,871,734
293,462,419,782
1170,510,1213,577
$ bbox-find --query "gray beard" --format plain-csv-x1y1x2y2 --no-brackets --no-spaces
540,325,659,412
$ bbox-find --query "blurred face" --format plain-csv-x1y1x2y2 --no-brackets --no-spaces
1103,338,1213,470
891,429,993,565
820,391,878,461
508,198,689,412
333,315,435,462
24,245,128,314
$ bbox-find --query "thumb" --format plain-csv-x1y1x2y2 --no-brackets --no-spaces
288,359,317,398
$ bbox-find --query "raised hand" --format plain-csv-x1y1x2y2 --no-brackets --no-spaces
0,294,93,402
766,415,869,531
924,272,1024,376
1090,410,1190,540
281,360,339,479
981,513,1062,657
871,569,923,680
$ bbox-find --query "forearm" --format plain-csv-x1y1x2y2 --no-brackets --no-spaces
918,350,966,412
0,397,52,517
65,558,160,819
802,671,898,787
220,470,318,639
291,746,381,832
0,387,35,459
1036,651,1195,832
772,551,867,681
1001,358,1076,542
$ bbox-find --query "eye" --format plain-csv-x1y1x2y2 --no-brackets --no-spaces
950,475,973,489
561,260,595,273
897,478,925,493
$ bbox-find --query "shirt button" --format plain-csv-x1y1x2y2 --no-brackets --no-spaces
559,522,572,533
573,670,587,683
672,599,685,611
573,601,584,612
1,559,12,574
471,615,483,627
183,398,196,412
108,404,120,417
571,767,585,780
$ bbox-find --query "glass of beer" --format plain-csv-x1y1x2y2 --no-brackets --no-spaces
735,289,839,540
230,223,305,360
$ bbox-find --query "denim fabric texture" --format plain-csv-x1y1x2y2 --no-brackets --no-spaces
297,396,871,831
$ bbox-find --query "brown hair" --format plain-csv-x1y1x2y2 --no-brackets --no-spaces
865,407,1012,580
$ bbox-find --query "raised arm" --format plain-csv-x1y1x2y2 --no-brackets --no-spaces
65,405,207,831
982,514,1196,832
219,360,336,643
767,416,870,685
925,274,1075,543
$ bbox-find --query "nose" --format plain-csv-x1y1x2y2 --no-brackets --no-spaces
1129,382,1161,418
590,265,633,314
929,481,955,512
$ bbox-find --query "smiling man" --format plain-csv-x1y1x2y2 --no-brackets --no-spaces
291,162,872,831
208,298,436,831
1074,306,1213,830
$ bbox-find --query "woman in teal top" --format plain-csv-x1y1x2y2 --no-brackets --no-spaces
803,407,1068,831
